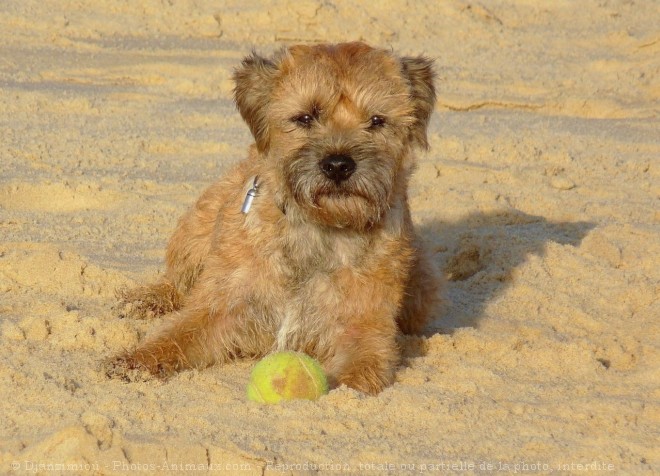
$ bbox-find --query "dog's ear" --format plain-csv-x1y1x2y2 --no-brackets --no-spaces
233,51,279,153
400,56,436,150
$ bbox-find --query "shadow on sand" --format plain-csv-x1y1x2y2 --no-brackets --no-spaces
399,209,595,359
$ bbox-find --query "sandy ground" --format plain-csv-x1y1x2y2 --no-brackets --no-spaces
1,0,659,474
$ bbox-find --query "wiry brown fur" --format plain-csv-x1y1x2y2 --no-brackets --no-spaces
106,42,442,394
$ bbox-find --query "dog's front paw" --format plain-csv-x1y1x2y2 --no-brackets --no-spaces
336,366,394,395
103,352,174,382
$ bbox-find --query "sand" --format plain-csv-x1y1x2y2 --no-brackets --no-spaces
0,0,658,474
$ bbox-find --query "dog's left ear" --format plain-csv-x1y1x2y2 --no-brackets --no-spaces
400,56,436,150
233,51,280,153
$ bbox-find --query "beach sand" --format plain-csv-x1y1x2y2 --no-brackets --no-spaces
1,1,658,474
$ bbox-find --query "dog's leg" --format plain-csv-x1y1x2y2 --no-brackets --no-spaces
117,181,229,319
318,271,404,395
107,267,274,381
327,319,399,395
106,291,264,381
106,303,218,380
397,241,441,335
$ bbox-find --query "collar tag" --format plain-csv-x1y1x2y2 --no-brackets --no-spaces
241,176,259,214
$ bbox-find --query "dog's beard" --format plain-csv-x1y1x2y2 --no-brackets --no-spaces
283,145,396,230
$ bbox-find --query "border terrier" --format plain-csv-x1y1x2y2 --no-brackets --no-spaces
107,42,440,394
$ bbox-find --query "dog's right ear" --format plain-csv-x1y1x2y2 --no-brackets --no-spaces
233,52,279,153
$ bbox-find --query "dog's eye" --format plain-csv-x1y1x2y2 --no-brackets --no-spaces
369,116,386,128
293,114,314,127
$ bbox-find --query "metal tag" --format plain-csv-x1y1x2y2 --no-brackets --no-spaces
241,176,259,214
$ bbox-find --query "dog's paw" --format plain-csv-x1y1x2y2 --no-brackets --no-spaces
335,365,394,395
114,283,179,320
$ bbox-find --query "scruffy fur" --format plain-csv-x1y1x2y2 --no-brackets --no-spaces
107,42,441,394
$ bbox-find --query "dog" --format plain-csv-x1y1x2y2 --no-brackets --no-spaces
106,42,440,394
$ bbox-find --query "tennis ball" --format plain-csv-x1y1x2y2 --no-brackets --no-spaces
247,351,329,403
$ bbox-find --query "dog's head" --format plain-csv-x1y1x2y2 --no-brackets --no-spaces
233,42,435,230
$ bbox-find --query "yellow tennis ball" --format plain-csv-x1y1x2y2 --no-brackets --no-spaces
247,351,329,403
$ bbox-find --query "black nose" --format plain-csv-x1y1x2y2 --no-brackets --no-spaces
320,154,356,183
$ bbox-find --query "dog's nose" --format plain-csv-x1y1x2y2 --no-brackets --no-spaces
320,154,356,183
